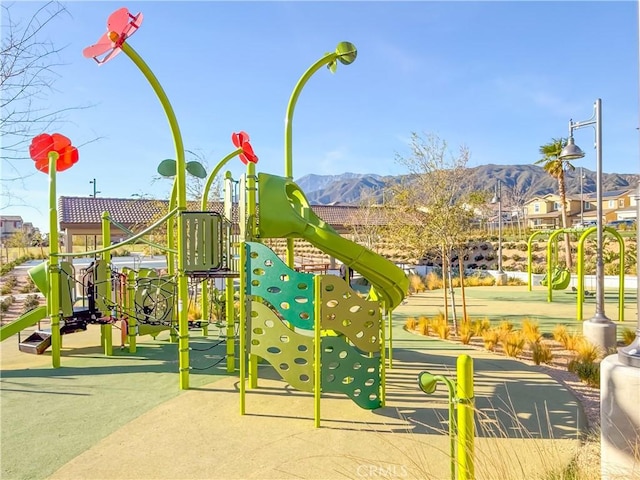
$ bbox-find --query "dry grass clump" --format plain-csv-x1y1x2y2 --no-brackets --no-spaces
482,329,500,351
552,324,569,345
574,339,602,363
465,275,495,287
405,317,417,331
530,341,554,365
432,312,450,339
621,327,638,346
418,316,429,336
522,318,542,344
188,301,202,321
459,317,473,345
502,331,526,357
424,272,442,290
408,274,426,294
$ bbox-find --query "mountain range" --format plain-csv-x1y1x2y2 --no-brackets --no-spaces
295,164,638,205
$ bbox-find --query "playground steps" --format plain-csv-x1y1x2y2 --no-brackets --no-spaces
18,330,52,355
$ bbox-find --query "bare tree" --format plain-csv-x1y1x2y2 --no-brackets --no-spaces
1,1,71,208
343,188,387,252
388,133,474,331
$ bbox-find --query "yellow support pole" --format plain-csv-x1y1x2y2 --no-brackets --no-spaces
127,270,136,353
246,162,258,389
456,354,475,480
47,152,61,368
314,274,322,428
388,307,393,369
225,277,235,373
101,211,113,356
239,242,247,415
380,301,386,407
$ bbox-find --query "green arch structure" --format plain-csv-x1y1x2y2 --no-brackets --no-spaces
576,226,625,322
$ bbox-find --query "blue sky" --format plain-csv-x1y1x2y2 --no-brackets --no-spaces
2,1,639,232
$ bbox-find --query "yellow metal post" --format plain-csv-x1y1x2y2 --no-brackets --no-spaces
101,212,113,356
380,301,386,407
239,242,247,415
246,162,258,389
127,269,136,353
314,274,322,428
47,152,61,368
225,277,235,373
456,354,475,480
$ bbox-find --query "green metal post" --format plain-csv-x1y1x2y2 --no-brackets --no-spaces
200,148,243,337
380,301,386,407
101,211,112,356
314,274,322,428
239,242,247,415
127,269,136,353
387,308,393,369
48,151,61,368
456,354,475,480
246,161,258,389
225,277,235,373
120,40,189,390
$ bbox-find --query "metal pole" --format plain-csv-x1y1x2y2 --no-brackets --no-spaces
456,354,475,480
497,180,503,273
592,99,610,322
580,167,584,225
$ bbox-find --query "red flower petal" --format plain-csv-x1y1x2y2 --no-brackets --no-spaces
231,131,250,148
29,134,54,163
241,141,258,164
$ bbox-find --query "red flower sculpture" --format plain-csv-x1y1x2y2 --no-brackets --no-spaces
83,7,143,64
29,134,79,173
231,131,259,165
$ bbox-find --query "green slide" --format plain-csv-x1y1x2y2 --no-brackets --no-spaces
257,174,408,309
0,306,47,342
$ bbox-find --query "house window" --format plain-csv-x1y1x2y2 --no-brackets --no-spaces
619,199,625,207
584,202,591,210
534,203,540,213
608,200,615,208
553,202,561,211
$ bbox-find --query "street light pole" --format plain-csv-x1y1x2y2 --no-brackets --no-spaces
89,178,100,197
491,179,503,273
559,98,616,350
579,167,585,225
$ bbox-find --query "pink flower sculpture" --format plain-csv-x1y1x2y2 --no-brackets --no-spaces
83,7,143,64
29,133,79,173
231,131,259,165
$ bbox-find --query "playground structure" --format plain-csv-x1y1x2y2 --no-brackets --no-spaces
0,7,409,426
527,226,625,321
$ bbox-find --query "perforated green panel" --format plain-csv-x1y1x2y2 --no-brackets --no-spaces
180,212,222,272
249,301,314,392
319,275,381,353
321,336,381,410
246,242,314,330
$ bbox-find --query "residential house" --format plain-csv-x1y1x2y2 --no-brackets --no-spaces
524,194,584,229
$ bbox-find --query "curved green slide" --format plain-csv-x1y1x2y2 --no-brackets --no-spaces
257,173,408,309
0,306,47,342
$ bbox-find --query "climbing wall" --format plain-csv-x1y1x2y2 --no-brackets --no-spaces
246,242,314,330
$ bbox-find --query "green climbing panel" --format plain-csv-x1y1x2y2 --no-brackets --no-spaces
180,211,222,273
249,301,314,392
321,336,381,410
246,242,314,330
134,275,175,325
319,275,380,353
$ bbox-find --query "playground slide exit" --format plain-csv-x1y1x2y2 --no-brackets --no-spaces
0,306,47,342
257,174,408,310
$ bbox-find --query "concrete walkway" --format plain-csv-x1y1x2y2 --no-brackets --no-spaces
1,289,588,480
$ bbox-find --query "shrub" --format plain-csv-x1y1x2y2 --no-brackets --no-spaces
511,253,522,262
497,320,513,339
432,313,450,339
552,324,569,346
482,329,500,351
574,339,602,363
565,332,584,352
479,243,489,250
0,299,10,313
517,243,528,252
20,277,38,293
621,328,637,346
21,295,41,314
502,331,526,358
424,272,442,291
0,284,11,295
530,341,553,365
459,318,473,345
408,274,426,294
522,318,541,344
418,316,429,336
568,360,600,388
405,317,417,331
474,254,485,261
506,276,526,286
187,301,202,321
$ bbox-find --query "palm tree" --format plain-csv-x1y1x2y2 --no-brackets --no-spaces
535,138,575,270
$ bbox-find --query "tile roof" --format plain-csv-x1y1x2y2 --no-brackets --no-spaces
58,196,385,228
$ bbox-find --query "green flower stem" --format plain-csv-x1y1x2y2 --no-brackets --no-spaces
200,148,242,329
284,51,338,267
48,151,61,368
120,40,190,390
